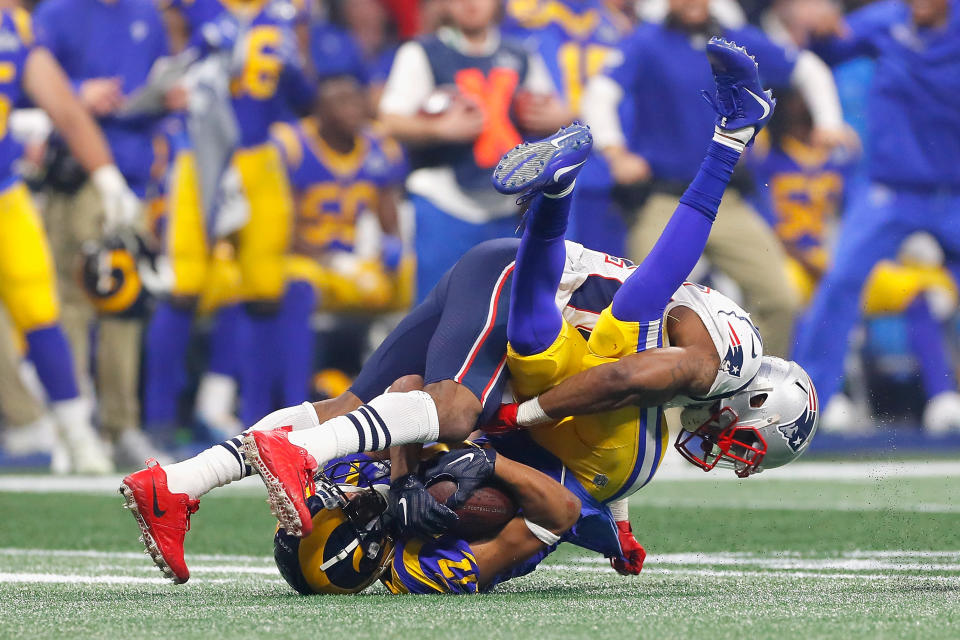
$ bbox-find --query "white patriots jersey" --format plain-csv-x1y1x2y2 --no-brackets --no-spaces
554,242,764,404
665,282,764,405
556,241,637,329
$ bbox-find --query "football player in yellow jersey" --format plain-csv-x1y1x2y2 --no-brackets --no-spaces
749,91,960,432
266,74,410,415
0,5,142,473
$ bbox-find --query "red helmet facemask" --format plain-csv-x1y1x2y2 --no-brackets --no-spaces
674,406,768,478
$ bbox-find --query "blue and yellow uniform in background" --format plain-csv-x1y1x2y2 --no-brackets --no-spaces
149,120,244,315
164,0,313,303
0,9,60,333
748,135,956,315
504,0,631,256
272,119,412,311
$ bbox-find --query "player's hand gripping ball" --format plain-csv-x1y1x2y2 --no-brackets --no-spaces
387,473,458,539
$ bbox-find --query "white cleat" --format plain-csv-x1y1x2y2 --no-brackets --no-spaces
922,391,960,435
113,429,172,468
820,394,866,434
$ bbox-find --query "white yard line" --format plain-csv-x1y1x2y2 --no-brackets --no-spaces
2,460,960,494
0,547,272,564
632,497,960,513
0,572,271,585
653,456,960,481
4,548,960,582
541,564,960,583
0,474,265,494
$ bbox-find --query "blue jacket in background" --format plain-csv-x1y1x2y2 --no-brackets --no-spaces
609,22,797,185
811,0,960,190
34,0,169,196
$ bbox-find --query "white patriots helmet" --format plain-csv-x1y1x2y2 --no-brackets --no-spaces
674,357,819,477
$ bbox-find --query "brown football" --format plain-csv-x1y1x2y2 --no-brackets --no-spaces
427,480,517,540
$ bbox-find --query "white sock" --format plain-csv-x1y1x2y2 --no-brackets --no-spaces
287,390,439,465
163,402,321,499
165,436,249,500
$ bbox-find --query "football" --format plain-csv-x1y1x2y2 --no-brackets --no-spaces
427,479,517,540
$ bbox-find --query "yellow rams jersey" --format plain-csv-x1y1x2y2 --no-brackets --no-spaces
509,244,762,503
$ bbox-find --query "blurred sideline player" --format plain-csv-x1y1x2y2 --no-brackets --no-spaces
378,0,571,301
267,73,411,413
748,92,960,433
582,0,847,357
33,0,174,462
504,0,634,256
792,0,960,422
148,119,248,438
0,5,144,473
145,0,315,437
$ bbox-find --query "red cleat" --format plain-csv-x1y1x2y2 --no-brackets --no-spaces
119,459,199,584
242,427,318,537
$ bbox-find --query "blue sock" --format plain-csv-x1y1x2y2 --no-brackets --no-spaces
144,302,193,426
238,306,281,425
280,281,316,406
209,304,241,378
507,191,571,356
26,326,79,402
906,295,956,398
612,141,738,322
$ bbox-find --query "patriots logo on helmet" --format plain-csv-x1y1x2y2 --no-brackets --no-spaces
720,322,744,377
778,380,819,452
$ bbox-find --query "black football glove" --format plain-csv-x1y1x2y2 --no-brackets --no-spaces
423,443,497,510
387,473,458,538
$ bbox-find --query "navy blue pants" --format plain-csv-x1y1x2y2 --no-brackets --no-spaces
350,239,520,424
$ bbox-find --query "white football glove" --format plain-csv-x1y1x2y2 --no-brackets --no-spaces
91,165,140,233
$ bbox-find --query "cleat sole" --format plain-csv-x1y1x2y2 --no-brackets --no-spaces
241,434,307,538
492,141,560,193
119,483,186,584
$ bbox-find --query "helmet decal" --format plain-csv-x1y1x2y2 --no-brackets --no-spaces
777,378,818,452
720,321,744,377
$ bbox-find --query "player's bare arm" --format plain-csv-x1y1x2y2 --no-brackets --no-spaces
22,47,113,174
470,453,581,587
23,46,139,231
530,306,721,420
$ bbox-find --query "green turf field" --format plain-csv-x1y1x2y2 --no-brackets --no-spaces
1,460,959,640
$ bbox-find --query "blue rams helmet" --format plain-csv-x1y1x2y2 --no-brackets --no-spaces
675,357,819,477
274,459,394,595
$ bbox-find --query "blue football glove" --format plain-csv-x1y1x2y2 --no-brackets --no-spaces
387,473,458,538
423,443,497,510
380,234,403,272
